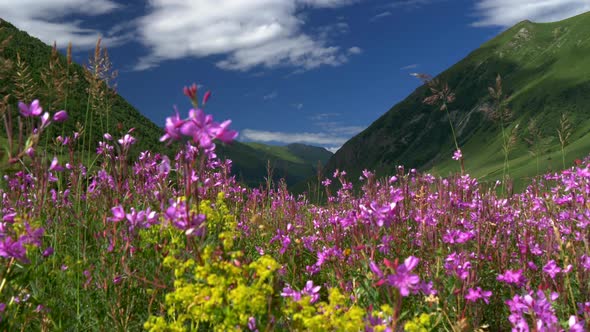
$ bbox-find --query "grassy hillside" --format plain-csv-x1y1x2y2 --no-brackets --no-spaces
325,12,590,189
0,18,331,188
0,19,173,161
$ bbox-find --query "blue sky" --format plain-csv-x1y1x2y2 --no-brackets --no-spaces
2,0,589,152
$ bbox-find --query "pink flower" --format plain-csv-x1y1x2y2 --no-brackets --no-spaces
53,110,68,123
118,134,136,149
497,269,526,287
109,205,125,222
386,256,420,296
41,112,51,128
452,149,462,160
18,100,43,117
160,110,185,142
183,83,197,99
203,91,212,105
543,260,561,279
49,156,64,172
465,287,492,304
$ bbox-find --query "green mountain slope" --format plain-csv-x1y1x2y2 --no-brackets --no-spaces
0,18,332,188
325,12,590,187
0,18,171,158
218,142,332,188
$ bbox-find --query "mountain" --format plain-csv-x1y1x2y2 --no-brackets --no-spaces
0,18,331,188
0,18,173,159
217,142,332,188
325,12,590,187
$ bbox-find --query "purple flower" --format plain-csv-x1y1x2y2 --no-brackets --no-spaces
203,90,212,105
118,134,136,149
109,205,125,222
248,316,257,332
543,260,561,279
387,256,420,297
214,119,238,143
369,260,383,278
53,110,68,123
39,112,50,129
506,290,560,331
281,284,301,302
452,149,462,160
42,247,54,257
581,255,590,271
465,287,492,304
569,316,585,332
160,110,184,142
302,280,321,304
0,237,27,262
18,99,43,117
49,156,64,172
497,269,526,287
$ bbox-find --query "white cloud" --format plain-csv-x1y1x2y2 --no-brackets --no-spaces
298,0,359,7
263,91,278,100
243,111,365,149
370,11,392,22
134,0,361,71
316,22,350,40
0,0,124,49
314,121,365,135
325,146,341,153
292,103,304,109
309,112,341,120
348,46,363,54
242,129,350,145
400,63,419,70
472,0,590,27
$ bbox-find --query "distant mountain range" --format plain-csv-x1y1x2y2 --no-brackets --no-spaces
0,18,331,188
218,142,332,188
325,12,590,188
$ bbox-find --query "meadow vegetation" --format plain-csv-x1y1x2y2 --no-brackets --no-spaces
0,24,589,332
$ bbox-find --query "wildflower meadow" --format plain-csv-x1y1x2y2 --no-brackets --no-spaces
1,39,589,332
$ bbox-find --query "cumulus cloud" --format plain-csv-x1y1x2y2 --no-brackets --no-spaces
0,0,124,49
242,112,364,150
472,0,590,27
347,46,363,54
134,0,361,71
